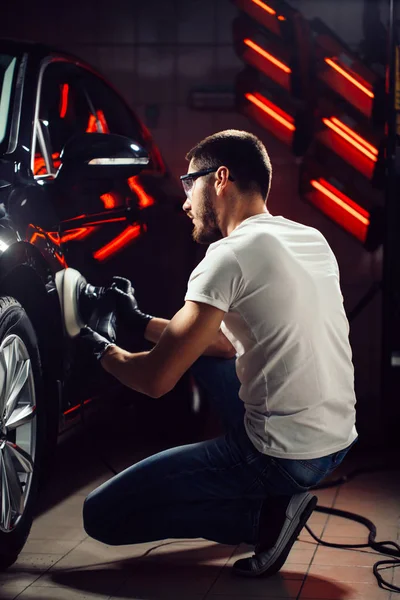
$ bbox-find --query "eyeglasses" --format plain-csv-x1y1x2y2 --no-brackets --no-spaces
180,167,235,198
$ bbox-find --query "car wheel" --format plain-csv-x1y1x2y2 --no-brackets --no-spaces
0,297,44,570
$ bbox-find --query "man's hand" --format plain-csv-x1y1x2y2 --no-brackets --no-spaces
109,276,153,338
80,326,116,361
101,300,227,398
88,289,117,342
79,289,117,361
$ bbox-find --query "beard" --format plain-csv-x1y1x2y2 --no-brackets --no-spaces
192,188,222,245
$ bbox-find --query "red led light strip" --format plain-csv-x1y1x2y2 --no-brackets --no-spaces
244,38,291,74
311,179,370,226
324,58,374,99
245,93,295,131
330,118,378,156
323,117,378,162
251,0,276,15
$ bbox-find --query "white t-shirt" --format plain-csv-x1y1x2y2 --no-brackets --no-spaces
185,213,357,460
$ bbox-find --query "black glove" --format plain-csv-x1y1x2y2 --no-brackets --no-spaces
79,288,117,361
88,288,117,342
80,326,116,361
109,276,153,338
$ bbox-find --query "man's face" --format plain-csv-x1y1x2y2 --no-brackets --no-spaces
182,163,222,245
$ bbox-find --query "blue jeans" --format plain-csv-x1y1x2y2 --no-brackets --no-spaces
83,356,355,546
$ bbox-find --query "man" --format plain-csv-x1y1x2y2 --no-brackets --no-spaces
81,130,357,577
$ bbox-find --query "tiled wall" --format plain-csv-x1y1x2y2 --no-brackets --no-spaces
1,0,384,442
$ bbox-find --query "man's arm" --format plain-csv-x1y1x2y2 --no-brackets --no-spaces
144,316,236,358
101,301,231,398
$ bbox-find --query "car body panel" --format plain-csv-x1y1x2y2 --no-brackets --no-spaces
0,39,196,426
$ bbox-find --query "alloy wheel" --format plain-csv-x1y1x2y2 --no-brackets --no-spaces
0,335,36,533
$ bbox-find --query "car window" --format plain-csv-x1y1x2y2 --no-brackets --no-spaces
35,62,94,176
0,54,17,147
34,60,165,178
81,72,165,174
81,72,145,145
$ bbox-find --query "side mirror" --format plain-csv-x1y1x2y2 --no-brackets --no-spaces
56,133,150,182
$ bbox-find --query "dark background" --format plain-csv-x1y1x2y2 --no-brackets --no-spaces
0,0,387,444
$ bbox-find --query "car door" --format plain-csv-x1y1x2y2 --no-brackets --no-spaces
32,60,144,282
33,59,194,317
79,69,197,316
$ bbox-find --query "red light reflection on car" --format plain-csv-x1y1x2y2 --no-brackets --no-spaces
93,223,145,261
127,176,155,208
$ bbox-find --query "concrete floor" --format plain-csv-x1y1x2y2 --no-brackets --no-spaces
2,401,399,600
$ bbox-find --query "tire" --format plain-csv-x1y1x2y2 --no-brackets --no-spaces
0,297,44,570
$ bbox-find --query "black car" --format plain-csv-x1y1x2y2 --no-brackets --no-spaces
0,40,202,568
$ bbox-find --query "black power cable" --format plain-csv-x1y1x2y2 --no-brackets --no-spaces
307,468,400,593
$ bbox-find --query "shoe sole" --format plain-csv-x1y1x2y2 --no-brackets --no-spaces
236,494,318,578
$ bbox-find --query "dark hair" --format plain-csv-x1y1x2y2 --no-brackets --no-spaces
186,129,272,201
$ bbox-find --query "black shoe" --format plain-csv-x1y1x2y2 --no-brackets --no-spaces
233,492,317,578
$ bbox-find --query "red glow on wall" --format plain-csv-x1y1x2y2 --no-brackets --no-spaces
93,224,145,261
245,92,295,131
322,118,378,162
310,179,369,242
127,176,155,208
100,193,118,209
243,38,291,73
324,58,374,98
235,0,280,36
59,84,69,118
251,0,276,15
330,118,378,157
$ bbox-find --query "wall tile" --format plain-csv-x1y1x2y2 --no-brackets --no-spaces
136,45,177,104
139,104,177,159
216,0,240,44
92,0,138,44
87,46,137,107
176,0,217,44
137,0,178,44
215,45,243,82
176,46,218,105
